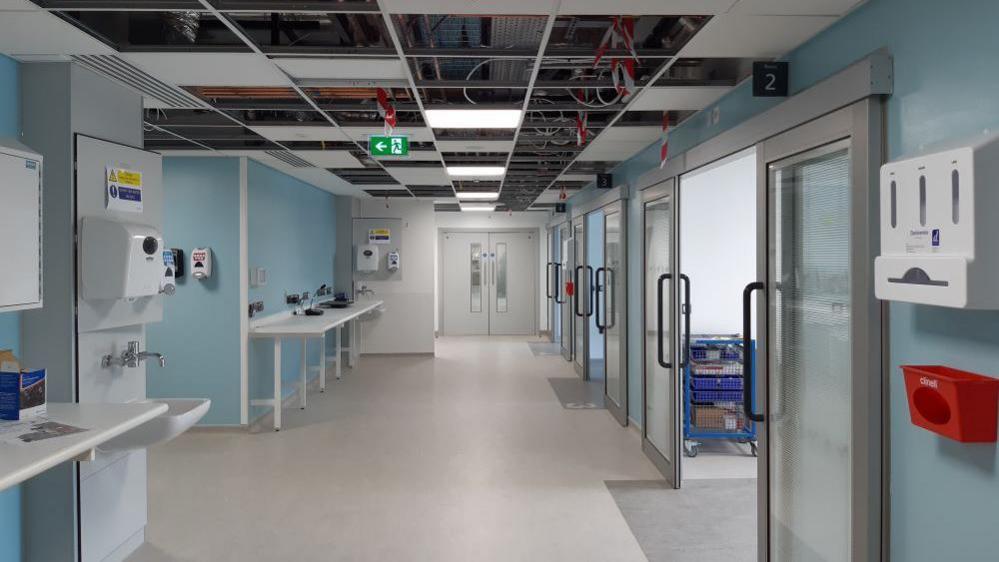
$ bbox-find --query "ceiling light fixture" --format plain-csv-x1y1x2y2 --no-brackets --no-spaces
446,166,506,177
455,192,500,201
460,203,498,212
425,109,522,129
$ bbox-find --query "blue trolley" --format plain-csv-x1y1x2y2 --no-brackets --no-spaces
683,336,758,457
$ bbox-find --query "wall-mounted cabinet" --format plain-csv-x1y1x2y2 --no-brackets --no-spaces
0,139,43,312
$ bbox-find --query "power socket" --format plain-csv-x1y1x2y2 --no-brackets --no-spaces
248,301,264,318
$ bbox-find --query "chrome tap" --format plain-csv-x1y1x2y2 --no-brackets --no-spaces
101,341,166,369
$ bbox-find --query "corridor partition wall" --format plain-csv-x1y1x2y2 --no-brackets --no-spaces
636,53,889,561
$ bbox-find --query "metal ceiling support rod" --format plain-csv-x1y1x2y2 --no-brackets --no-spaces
526,56,681,209
195,0,417,197
376,1,462,199
143,122,216,151
498,2,562,203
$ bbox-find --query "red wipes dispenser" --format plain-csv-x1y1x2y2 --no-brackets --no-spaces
901,365,999,443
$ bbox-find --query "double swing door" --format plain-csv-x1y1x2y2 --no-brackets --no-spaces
441,230,537,336
642,101,883,560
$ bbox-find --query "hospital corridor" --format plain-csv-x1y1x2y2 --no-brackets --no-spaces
1,1,999,561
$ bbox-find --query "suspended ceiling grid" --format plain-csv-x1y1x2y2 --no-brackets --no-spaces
2,0,859,209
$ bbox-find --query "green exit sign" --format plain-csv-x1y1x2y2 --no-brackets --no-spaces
369,135,409,157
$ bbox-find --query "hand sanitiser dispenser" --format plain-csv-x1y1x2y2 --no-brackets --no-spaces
875,132,999,308
80,217,166,300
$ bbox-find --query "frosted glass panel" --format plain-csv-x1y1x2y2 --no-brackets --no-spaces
606,211,623,406
644,197,672,461
470,243,482,313
496,243,508,312
770,145,852,561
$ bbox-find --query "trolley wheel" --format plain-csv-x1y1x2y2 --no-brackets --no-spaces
684,443,699,458
750,442,758,457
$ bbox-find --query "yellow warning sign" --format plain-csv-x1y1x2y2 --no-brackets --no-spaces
108,169,118,183
115,169,142,187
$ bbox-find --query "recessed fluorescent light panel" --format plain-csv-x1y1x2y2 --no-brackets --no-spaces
425,109,521,129
460,203,498,212
455,192,500,201
446,166,506,177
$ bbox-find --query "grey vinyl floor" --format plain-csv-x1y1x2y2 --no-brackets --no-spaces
606,478,757,562
130,336,660,562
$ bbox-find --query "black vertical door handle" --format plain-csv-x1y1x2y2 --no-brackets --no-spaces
743,281,765,423
605,268,616,331
574,265,585,317
595,267,606,333
657,273,671,369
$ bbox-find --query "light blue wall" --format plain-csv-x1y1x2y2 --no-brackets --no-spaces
0,53,22,562
247,160,336,418
569,0,999,556
147,158,242,425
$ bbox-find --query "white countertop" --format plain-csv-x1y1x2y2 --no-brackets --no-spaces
250,300,384,338
0,401,168,492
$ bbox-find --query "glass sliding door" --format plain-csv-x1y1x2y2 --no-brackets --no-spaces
587,211,605,382
642,180,680,486
601,201,628,426
769,141,853,560
754,101,883,561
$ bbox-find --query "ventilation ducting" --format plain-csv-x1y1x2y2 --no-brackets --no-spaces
72,55,206,110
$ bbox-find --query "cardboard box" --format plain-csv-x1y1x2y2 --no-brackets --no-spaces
0,349,46,421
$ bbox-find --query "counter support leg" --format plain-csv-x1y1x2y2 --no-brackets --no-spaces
348,319,357,369
300,337,307,409
335,325,343,380
319,335,326,393
273,337,282,431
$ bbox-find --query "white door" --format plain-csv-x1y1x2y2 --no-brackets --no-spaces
488,231,536,335
441,232,490,335
441,230,537,336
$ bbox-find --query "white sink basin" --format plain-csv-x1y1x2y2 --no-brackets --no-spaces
98,399,210,452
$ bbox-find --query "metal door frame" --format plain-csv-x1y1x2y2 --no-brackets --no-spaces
570,216,588,378
558,221,574,362
545,225,558,343
754,99,883,561
598,199,628,427
640,178,682,486
438,228,540,336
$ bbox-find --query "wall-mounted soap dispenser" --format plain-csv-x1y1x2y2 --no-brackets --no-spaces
875,132,999,308
80,217,166,300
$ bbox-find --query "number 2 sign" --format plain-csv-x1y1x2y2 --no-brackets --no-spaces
752,61,789,97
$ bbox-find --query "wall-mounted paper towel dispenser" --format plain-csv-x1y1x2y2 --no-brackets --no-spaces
875,133,999,308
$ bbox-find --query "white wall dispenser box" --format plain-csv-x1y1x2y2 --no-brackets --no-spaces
874,132,999,308
80,217,166,300
387,250,400,272
357,244,379,272
0,139,43,312
191,247,213,280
